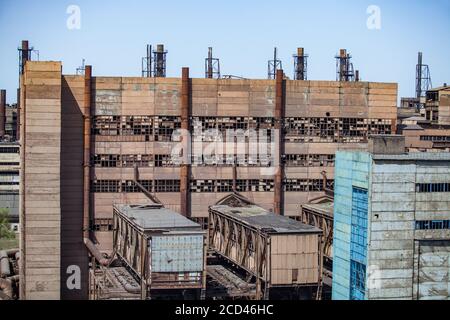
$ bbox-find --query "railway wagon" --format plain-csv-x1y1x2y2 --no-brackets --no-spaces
209,199,323,299
113,204,207,299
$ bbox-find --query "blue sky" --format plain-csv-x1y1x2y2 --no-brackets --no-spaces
0,0,449,104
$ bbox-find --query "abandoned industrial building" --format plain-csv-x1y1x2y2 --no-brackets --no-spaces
16,39,398,300
0,37,449,301
332,136,450,300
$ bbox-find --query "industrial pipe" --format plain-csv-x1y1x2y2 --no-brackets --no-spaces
83,238,112,266
0,251,11,277
110,269,141,294
0,278,13,299
83,65,92,239
180,67,191,217
273,69,285,215
6,249,19,258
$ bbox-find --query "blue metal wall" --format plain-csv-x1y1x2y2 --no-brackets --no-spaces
151,235,204,272
349,187,368,300
332,151,371,300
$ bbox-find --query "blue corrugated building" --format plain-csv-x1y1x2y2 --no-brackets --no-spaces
332,136,450,300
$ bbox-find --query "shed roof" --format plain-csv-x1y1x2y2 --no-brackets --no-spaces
302,201,334,218
114,204,202,232
210,204,321,235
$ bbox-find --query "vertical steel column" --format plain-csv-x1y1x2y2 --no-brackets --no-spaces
416,52,423,100
18,52,27,299
17,40,30,142
206,47,213,79
83,65,92,239
0,90,6,138
339,49,347,81
16,89,20,141
146,45,152,77
20,40,29,75
180,67,191,217
274,69,285,215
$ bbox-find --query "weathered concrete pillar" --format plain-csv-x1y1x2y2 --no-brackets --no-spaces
83,65,92,239
274,69,285,215
180,67,191,217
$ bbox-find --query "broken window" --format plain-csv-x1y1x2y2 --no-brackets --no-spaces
415,220,450,230
417,183,450,193
91,180,119,193
154,179,180,192
154,116,181,141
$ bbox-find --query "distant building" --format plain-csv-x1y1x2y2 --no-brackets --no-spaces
332,135,450,300
0,142,20,231
425,85,450,125
5,103,18,141
398,85,450,152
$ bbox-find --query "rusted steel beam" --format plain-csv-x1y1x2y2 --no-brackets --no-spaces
180,67,191,217
83,65,92,239
274,69,285,215
0,90,6,137
133,165,162,204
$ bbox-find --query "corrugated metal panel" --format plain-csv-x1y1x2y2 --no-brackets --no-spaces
332,151,371,300
418,241,450,300
151,235,204,272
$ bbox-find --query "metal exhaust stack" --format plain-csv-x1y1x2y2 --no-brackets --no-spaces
335,49,355,82
293,47,308,80
19,40,30,75
153,44,167,77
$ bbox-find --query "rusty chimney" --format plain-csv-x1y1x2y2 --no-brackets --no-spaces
20,40,30,75
0,90,5,138
153,44,167,77
355,70,360,82
293,47,308,80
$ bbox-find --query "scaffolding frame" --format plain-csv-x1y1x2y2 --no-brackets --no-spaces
267,47,282,80
205,47,221,79
293,48,308,80
415,52,432,108
335,49,355,82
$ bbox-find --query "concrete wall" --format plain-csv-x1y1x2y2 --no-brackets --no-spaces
20,61,62,300
368,159,450,300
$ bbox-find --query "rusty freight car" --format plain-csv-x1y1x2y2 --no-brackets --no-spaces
111,204,207,299
209,194,323,300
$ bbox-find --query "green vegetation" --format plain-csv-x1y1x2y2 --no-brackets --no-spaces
0,208,15,239
0,209,18,250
